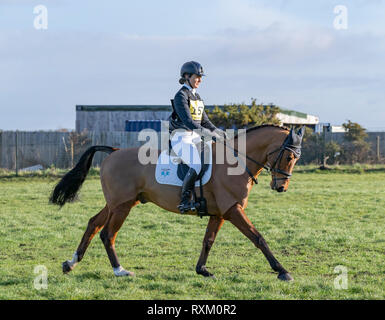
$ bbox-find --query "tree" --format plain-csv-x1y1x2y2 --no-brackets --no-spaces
323,141,342,166
342,120,368,142
299,127,321,164
340,120,370,164
300,127,341,165
207,99,281,129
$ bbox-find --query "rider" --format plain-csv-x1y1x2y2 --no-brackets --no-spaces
169,61,225,213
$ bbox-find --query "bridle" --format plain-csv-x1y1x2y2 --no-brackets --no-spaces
264,138,301,183
222,132,301,185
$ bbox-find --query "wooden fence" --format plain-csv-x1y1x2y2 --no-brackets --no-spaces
0,130,384,170
0,131,163,170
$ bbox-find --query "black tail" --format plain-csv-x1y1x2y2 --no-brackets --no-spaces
49,146,119,207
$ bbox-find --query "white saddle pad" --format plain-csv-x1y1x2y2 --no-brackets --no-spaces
155,142,213,187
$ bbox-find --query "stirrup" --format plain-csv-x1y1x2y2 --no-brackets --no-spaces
178,201,196,214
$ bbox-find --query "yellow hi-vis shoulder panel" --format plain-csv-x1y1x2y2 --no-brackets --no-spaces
189,100,204,121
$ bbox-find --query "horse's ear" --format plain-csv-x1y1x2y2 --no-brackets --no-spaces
288,127,304,148
297,126,305,139
290,128,295,139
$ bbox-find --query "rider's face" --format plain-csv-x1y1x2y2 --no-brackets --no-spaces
188,74,202,89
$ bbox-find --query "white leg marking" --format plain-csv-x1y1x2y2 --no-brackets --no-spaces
113,265,134,277
66,252,79,269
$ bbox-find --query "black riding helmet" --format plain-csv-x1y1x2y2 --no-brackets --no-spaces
180,61,205,78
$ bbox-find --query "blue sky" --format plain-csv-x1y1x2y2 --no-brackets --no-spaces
1,0,384,130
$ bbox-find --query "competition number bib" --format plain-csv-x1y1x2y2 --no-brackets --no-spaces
189,100,204,121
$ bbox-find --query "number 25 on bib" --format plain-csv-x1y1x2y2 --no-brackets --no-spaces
189,100,204,121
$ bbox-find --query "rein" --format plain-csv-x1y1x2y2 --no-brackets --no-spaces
217,132,301,185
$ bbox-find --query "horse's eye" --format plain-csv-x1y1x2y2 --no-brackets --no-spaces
287,155,293,162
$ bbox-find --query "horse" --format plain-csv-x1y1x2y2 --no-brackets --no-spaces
49,124,305,281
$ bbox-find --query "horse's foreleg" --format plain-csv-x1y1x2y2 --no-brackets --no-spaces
62,205,109,274
196,215,224,278
100,200,137,277
224,203,293,281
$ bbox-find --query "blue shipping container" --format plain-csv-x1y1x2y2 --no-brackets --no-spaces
125,120,162,132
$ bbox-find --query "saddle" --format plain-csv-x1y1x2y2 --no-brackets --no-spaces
151,138,212,218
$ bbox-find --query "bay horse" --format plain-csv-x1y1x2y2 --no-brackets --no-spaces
50,125,304,281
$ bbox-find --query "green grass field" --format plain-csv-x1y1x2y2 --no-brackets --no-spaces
0,167,384,299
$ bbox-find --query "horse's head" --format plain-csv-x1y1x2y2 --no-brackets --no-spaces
266,127,304,192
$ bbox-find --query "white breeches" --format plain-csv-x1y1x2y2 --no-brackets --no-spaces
171,130,202,174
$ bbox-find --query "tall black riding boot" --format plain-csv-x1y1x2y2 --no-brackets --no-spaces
178,168,198,214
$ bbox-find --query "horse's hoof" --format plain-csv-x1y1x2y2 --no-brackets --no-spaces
203,272,216,279
116,271,135,277
278,272,294,281
114,267,135,277
196,266,216,279
62,261,73,274
199,272,215,279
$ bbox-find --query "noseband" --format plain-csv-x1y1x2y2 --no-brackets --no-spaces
265,140,301,182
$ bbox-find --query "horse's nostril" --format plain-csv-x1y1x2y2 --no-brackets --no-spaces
277,186,285,192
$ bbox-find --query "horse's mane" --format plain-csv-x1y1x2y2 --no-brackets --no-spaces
233,124,290,138
246,123,290,133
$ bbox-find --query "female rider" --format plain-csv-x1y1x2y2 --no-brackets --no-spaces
168,61,224,213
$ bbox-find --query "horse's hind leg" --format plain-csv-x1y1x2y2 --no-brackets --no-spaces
100,200,138,277
224,203,293,281
196,216,224,278
62,205,109,274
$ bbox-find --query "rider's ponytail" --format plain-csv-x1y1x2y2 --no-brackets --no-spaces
179,77,186,84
